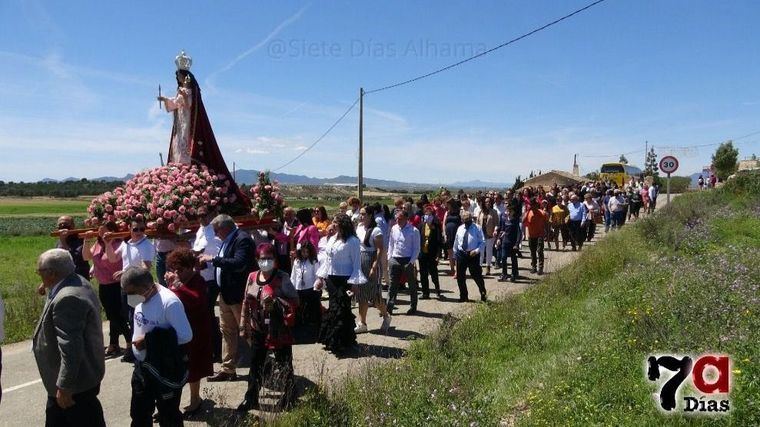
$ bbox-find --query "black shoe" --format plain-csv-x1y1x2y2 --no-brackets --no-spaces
538,268,544,275
121,351,136,363
420,294,430,300
183,400,204,418
480,294,487,302
510,276,517,283
236,397,259,412
459,297,469,303
207,371,237,382
406,308,417,315
498,275,507,282
530,267,537,274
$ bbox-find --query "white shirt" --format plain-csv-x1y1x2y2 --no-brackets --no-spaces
193,223,222,281
131,286,192,361
356,224,383,252
453,223,486,254
609,196,626,213
291,258,320,291
154,238,176,253
387,223,420,263
316,235,366,285
117,237,156,269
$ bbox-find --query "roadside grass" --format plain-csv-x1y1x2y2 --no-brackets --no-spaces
280,175,760,426
0,235,50,342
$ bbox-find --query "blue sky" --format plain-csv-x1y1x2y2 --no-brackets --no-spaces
1,0,759,183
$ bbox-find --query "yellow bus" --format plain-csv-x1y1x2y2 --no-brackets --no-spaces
600,162,628,187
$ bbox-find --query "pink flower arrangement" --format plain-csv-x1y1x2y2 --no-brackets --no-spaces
250,170,284,219
85,163,232,230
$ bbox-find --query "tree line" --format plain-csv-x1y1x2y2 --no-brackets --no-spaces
0,179,124,197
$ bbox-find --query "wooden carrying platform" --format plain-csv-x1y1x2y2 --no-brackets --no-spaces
50,214,277,241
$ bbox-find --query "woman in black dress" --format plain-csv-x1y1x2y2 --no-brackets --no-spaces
315,213,365,354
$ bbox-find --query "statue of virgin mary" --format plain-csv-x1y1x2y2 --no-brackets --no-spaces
158,50,251,211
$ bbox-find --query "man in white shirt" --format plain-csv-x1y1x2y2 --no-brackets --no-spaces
105,219,155,363
192,206,223,361
386,210,421,314
453,211,488,302
105,219,155,277
121,266,192,426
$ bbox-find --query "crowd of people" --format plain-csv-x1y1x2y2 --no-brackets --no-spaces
15,178,662,426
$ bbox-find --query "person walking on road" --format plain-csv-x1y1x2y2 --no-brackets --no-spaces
237,243,299,412
83,221,129,358
477,197,499,276
122,266,192,427
33,249,106,427
315,213,365,355
199,215,254,382
417,204,443,299
498,206,520,282
453,211,488,302
386,209,421,315
566,194,588,251
525,198,548,275
355,206,392,333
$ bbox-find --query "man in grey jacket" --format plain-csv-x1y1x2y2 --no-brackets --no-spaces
33,249,106,426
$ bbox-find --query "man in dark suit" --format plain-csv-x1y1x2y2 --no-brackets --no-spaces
199,214,254,382
417,204,443,299
33,249,105,426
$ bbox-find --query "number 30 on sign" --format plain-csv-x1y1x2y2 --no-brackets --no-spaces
659,156,679,174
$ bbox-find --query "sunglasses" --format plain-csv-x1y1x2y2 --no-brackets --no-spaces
132,227,145,232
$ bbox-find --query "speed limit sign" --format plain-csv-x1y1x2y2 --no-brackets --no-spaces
659,156,679,174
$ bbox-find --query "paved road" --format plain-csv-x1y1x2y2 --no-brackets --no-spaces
1,201,671,426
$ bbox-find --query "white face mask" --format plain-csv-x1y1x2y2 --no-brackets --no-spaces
127,294,145,308
258,259,275,272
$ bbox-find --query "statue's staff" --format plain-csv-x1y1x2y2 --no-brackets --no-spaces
158,84,162,110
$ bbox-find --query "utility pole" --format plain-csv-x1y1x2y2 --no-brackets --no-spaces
159,152,164,167
358,87,364,202
644,140,648,169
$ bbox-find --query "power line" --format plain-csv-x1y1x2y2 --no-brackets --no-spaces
581,148,644,159
581,129,760,159
271,97,360,172
269,0,609,171
658,129,760,150
365,0,608,95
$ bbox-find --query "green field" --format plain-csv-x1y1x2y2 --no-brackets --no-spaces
0,197,91,216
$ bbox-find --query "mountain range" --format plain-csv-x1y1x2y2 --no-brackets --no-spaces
41,169,511,189
41,169,706,189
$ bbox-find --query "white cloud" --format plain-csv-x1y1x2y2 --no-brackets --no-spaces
205,4,310,89
235,148,271,155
